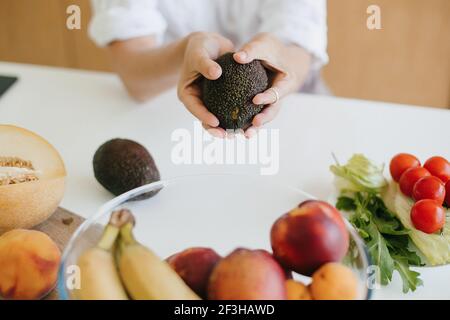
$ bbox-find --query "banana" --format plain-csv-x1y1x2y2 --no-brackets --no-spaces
116,213,200,300
74,210,129,300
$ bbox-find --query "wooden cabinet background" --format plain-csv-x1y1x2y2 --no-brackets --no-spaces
0,0,110,71
323,0,450,109
0,0,449,108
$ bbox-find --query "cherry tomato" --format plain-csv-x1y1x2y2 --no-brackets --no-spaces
412,176,445,204
389,153,421,182
410,199,445,234
399,167,430,197
445,180,450,207
424,156,450,183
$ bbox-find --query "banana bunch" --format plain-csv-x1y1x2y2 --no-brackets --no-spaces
74,209,200,300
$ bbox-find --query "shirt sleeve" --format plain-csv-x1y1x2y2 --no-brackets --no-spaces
258,0,328,69
89,0,167,47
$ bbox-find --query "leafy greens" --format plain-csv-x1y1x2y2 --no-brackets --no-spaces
332,154,423,293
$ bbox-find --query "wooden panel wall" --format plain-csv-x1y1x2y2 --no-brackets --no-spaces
323,0,450,108
0,0,449,108
0,0,110,71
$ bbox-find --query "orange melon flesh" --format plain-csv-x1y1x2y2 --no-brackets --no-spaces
0,125,66,230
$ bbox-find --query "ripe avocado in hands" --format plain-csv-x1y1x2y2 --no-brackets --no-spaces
202,52,269,130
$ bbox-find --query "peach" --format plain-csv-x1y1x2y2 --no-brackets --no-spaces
0,229,61,299
166,247,221,298
310,262,358,300
286,280,312,300
208,248,287,300
271,200,349,275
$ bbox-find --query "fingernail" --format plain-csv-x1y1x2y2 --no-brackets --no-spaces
207,128,223,138
236,51,247,61
254,94,268,105
226,131,235,139
209,66,220,78
207,116,220,127
245,128,256,139
253,95,263,104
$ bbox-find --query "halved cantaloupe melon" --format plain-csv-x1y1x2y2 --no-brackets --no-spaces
0,125,66,230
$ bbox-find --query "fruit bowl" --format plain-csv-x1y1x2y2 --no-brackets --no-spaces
58,174,372,300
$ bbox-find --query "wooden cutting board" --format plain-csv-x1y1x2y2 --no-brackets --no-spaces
34,207,86,251
34,208,86,300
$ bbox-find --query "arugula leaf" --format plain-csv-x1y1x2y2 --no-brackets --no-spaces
336,196,356,211
385,235,423,267
373,215,408,236
340,194,394,285
337,192,423,292
355,213,395,285
366,194,410,236
393,256,423,293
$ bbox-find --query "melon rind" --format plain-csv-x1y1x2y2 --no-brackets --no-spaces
0,125,66,230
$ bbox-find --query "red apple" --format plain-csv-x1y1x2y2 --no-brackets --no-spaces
271,200,349,275
166,247,221,298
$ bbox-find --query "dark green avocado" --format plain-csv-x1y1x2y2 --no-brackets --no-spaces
202,52,269,130
93,139,160,199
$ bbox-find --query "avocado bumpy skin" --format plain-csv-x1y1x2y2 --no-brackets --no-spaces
202,52,269,130
93,139,161,200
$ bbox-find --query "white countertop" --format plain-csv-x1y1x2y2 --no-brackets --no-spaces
1,61,449,299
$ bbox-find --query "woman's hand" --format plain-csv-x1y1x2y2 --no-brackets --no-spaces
234,33,312,138
178,32,234,138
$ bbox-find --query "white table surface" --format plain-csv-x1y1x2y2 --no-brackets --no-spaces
1,61,449,299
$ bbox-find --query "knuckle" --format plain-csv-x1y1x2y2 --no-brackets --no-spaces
188,31,204,40
210,32,221,38
244,42,258,53
257,32,274,42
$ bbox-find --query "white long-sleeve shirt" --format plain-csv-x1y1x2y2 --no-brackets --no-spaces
89,0,328,69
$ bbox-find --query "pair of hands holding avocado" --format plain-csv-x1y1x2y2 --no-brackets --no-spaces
178,32,312,138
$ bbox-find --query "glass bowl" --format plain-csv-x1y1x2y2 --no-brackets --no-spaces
58,174,372,300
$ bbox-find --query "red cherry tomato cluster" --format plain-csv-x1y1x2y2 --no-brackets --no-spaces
390,153,449,234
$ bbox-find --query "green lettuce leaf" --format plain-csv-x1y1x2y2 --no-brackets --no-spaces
330,154,387,193
384,182,450,265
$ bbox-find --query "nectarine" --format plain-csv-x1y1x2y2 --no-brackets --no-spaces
167,247,221,298
208,248,287,300
0,229,61,300
271,200,349,275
